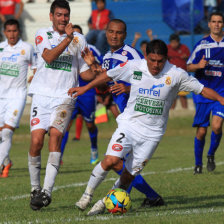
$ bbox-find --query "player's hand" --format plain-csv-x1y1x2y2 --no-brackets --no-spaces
110,82,130,95
81,47,95,66
68,86,87,98
134,32,141,40
198,55,208,69
65,23,74,40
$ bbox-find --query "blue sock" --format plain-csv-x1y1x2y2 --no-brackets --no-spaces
61,131,69,158
207,131,222,156
194,137,205,166
89,127,98,149
116,161,159,199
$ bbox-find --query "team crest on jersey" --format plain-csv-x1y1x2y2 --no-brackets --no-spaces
21,50,25,55
35,36,43,45
112,144,123,152
31,118,40,126
165,76,171,85
120,60,128,67
73,36,79,44
47,32,53,39
60,110,67,118
133,71,142,80
13,110,18,116
0,48,3,52
121,50,127,56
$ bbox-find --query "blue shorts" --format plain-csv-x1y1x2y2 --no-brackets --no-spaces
193,101,224,127
71,94,96,123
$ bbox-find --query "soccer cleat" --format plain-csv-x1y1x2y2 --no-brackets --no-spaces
75,193,92,210
207,155,216,172
87,199,105,216
194,165,202,174
141,196,165,208
30,190,51,210
72,137,80,141
30,188,42,210
0,161,13,178
90,149,99,165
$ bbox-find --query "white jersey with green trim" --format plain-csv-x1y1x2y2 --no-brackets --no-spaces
107,59,204,141
0,39,35,99
29,27,89,98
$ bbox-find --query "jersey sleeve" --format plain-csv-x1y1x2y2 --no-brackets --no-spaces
35,29,51,56
178,70,204,94
187,40,204,65
107,60,133,83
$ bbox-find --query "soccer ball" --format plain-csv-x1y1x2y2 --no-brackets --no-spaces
104,188,131,214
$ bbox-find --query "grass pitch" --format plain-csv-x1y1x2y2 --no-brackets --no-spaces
1,111,224,224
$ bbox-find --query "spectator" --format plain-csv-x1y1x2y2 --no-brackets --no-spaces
86,0,114,55
167,33,190,109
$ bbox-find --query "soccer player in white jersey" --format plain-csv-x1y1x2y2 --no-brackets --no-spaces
68,39,224,215
0,19,36,178
28,0,95,210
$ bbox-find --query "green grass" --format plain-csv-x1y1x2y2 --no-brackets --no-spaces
1,113,224,224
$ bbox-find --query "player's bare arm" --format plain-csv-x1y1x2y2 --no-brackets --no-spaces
42,23,74,64
187,55,208,72
201,87,224,105
110,81,131,95
68,71,112,97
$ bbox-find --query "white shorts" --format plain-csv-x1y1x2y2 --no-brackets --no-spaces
30,94,75,134
106,126,159,176
0,97,26,128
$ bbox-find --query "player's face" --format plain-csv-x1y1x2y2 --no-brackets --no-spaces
50,7,70,34
106,22,126,52
4,24,20,46
96,1,105,11
170,40,179,49
146,53,167,76
208,15,224,36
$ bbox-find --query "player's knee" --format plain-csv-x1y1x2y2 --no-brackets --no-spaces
2,128,13,142
31,137,44,151
112,159,124,172
102,156,120,170
212,124,222,134
196,127,207,140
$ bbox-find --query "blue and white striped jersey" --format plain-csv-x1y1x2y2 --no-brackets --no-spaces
187,35,224,103
102,44,144,112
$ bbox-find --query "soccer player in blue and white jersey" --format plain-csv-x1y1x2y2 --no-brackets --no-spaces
75,19,164,213
60,25,102,165
187,12,224,174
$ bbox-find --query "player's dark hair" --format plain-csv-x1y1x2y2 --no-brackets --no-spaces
208,11,224,22
146,39,168,56
169,33,180,42
50,0,70,14
140,40,148,47
4,19,20,31
107,19,127,33
72,24,83,34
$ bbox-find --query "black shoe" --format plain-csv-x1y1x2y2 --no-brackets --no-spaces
141,196,165,207
30,188,42,210
207,155,216,172
30,190,51,210
194,165,202,175
72,137,80,141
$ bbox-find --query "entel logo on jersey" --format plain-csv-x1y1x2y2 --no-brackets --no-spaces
138,84,164,97
112,144,123,152
2,53,20,62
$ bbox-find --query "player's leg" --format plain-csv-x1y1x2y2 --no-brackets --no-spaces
207,103,224,171
76,127,131,211
193,103,211,174
86,121,99,164
0,97,25,177
73,114,83,141
179,95,188,109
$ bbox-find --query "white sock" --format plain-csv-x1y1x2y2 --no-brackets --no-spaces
43,152,61,197
85,162,108,196
28,153,41,190
0,128,13,166
3,156,11,166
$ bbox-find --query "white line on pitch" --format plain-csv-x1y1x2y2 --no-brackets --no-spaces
0,161,224,202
